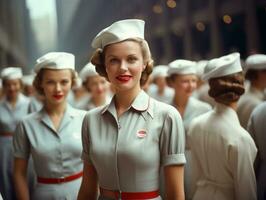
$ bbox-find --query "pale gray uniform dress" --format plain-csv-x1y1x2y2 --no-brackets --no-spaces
0,93,30,200
81,90,186,200
188,103,257,200
247,102,266,200
13,104,86,200
237,86,264,129
172,96,211,199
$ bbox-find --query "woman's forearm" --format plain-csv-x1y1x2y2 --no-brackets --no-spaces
14,171,30,200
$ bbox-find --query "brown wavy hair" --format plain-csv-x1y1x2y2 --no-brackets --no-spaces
33,68,77,95
208,72,245,105
91,38,154,86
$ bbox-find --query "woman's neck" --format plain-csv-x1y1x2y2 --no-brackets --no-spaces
228,102,237,110
91,95,106,107
44,101,67,116
7,94,19,108
157,87,165,96
173,94,189,117
115,86,141,117
251,81,265,91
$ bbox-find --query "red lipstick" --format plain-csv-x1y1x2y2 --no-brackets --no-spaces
116,75,132,83
53,94,64,100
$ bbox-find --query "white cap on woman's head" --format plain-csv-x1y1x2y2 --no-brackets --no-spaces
168,59,197,76
245,54,266,70
22,74,35,86
152,65,168,79
34,52,75,73
196,60,208,78
1,67,23,80
79,62,98,82
92,19,145,49
202,52,242,81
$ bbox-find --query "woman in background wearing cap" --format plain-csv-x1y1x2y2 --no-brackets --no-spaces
187,53,257,200
0,67,32,200
78,19,186,200
13,52,86,200
237,54,266,129
166,59,211,199
167,59,211,131
22,74,44,113
193,60,216,107
147,65,174,104
78,62,110,110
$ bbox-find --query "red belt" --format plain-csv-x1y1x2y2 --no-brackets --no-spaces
37,171,83,184
100,188,160,200
0,132,13,137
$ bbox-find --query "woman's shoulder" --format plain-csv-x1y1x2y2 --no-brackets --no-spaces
150,97,181,119
190,97,212,110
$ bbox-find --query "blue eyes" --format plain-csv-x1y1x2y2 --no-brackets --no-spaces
108,57,138,64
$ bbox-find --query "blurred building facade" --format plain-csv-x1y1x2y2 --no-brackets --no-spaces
0,0,38,72
56,0,266,70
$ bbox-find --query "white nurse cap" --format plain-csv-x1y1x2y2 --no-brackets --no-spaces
196,60,208,78
202,52,242,81
245,54,266,70
79,62,99,82
152,65,168,79
168,59,197,76
1,67,23,80
92,19,145,49
34,52,75,73
22,74,35,86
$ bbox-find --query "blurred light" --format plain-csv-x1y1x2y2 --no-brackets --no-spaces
223,15,232,24
153,4,163,14
167,0,176,8
196,22,205,32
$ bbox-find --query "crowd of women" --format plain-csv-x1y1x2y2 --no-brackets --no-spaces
0,19,265,200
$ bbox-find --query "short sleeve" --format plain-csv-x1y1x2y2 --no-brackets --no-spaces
160,107,186,166
81,114,93,164
13,121,30,159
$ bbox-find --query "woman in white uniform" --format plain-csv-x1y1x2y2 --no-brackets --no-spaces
78,19,186,200
13,52,86,200
248,102,266,200
188,52,257,200
0,67,31,200
167,59,211,131
237,54,266,129
147,65,174,104
78,62,110,110
166,59,211,199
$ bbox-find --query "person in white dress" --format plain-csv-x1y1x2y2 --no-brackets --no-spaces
166,59,211,199
237,54,266,129
188,52,257,200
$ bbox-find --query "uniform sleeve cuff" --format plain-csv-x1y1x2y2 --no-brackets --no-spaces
162,153,186,166
13,152,29,159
